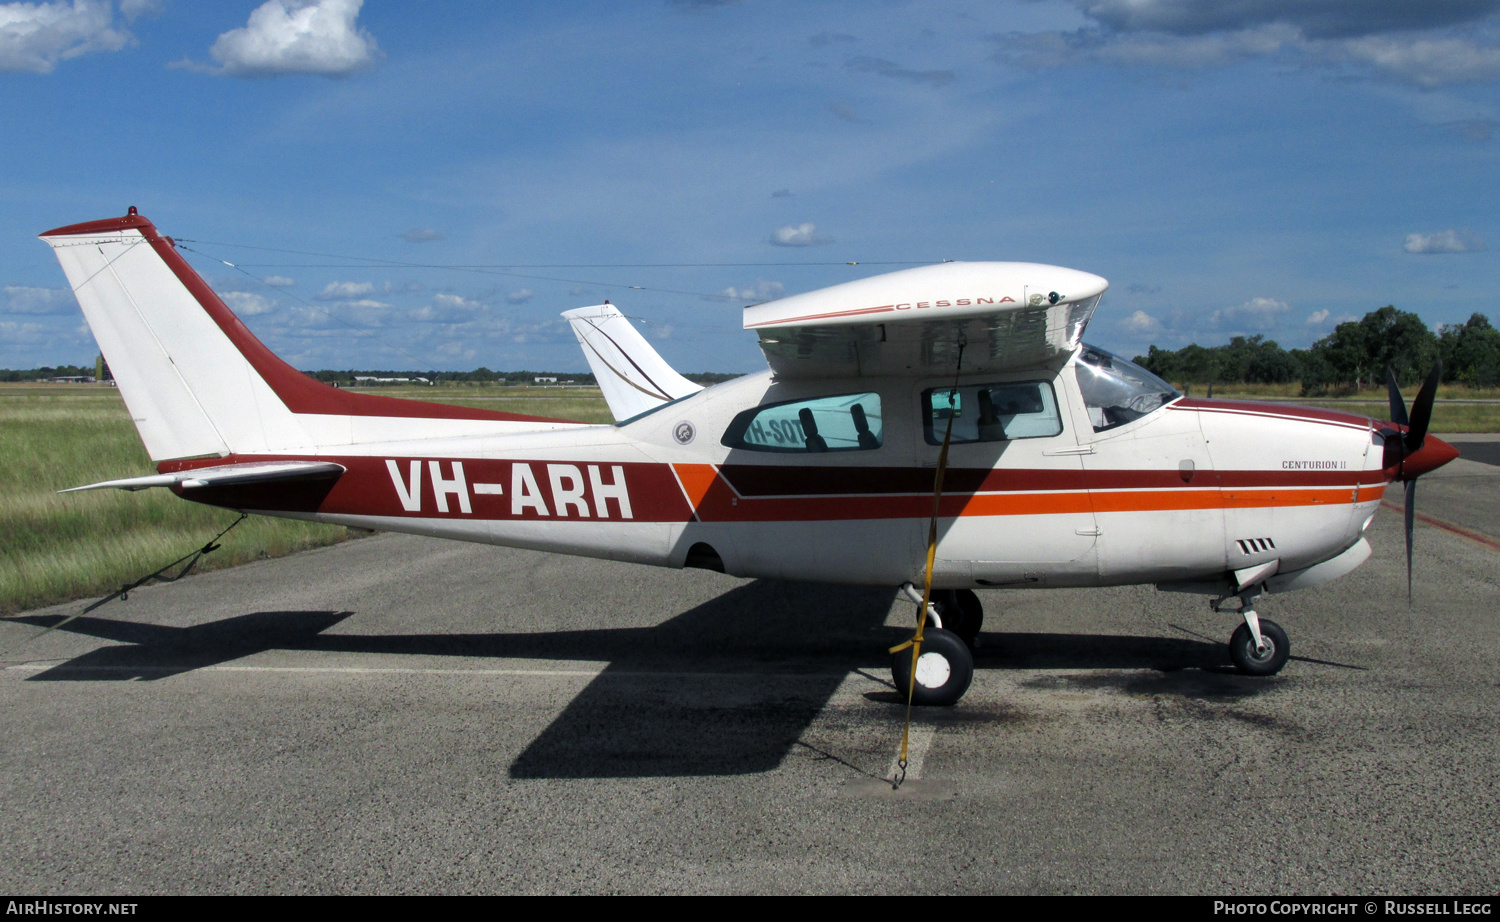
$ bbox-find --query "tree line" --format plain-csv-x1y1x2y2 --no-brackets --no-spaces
1135,307,1500,392
0,364,99,382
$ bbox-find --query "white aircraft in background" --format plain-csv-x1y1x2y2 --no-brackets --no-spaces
43,208,1458,706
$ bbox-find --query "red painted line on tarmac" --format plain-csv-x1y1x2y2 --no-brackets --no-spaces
1380,500,1500,552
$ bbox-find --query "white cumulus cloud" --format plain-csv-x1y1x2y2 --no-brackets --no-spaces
221,291,278,316
4,285,75,314
118,0,160,19
434,293,479,308
505,289,534,304
262,275,295,287
1120,309,1164,335
409,293,484,323
206,0,380,78
0,0,131,74
1306,309,1330,325
1403,229,1485,254
1337,35,1500,88
994,1,1500,88
435,340,477,360
770,223,832,247
717,280,786,302
318,280,374,300
0,320,49,343
1208,296,1290,330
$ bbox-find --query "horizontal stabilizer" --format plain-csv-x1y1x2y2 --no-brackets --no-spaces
61,460,346,493
562,303,702,421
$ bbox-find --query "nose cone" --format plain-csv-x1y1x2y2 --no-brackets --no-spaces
1400,435,1461,480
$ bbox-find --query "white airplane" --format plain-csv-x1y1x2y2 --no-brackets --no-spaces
42,209,1459,706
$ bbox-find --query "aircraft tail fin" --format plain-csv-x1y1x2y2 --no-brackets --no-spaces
41,209,576,463
562,303,702,422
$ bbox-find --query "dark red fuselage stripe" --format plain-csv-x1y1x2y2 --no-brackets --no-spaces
159,454,1387,524
716,464,1386,497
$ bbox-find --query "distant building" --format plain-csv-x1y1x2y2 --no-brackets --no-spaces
534,376,558,383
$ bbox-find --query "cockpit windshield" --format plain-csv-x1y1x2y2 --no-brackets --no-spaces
1074,344,1181,433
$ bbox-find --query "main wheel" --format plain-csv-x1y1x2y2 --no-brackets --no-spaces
934,589,984,648
1229,619,1290,676
890,628,974,706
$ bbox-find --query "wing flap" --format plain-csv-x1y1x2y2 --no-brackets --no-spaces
61,460,346,493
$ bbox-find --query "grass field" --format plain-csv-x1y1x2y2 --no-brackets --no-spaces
1184,383,1500,432
1179,382,1500,402
0,383,610,616
349,383,616,425
3,379,1496,617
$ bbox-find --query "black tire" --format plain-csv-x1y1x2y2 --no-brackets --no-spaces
934,589,985,648
1229,619,1290,676
890,627,974,706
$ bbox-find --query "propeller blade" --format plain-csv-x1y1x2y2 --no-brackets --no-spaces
1386,366,1409,428
1404,479,1416,609
1404,360,1442,455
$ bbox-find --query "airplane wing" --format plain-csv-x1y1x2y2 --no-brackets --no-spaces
743,262,1109,377
562,303,703,421
61,460,346,493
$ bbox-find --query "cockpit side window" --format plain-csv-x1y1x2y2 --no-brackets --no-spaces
1074,344,1181,433
921,381,1061,445
722,392,883,453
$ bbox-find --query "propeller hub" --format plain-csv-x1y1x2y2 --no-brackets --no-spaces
1396,434,1460,481
1386,434,1458,482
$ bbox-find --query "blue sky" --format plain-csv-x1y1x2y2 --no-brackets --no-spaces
2,0,1497,373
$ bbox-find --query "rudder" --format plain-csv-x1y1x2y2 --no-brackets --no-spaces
42,209,579,462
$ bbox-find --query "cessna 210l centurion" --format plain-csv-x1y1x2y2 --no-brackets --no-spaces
42,209,1458,706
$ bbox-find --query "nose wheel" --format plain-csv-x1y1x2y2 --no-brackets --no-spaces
1214,590,1290,676
1229,618,1289,676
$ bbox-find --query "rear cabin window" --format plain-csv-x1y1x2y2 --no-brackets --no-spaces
722,393,883,453
921,381,1061,445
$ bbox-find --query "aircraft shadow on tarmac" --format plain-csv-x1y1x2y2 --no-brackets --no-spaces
6,579,1251,778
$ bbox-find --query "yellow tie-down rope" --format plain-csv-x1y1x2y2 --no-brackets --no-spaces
888,340,964,789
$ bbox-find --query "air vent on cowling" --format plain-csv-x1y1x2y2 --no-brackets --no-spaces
1236,537,1276,555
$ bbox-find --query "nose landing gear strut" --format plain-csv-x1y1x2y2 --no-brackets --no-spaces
1213,588,1290,676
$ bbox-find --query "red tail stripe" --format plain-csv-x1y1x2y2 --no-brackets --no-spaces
42,213,576,425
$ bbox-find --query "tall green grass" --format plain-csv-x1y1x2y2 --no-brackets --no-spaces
0,384,612,615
